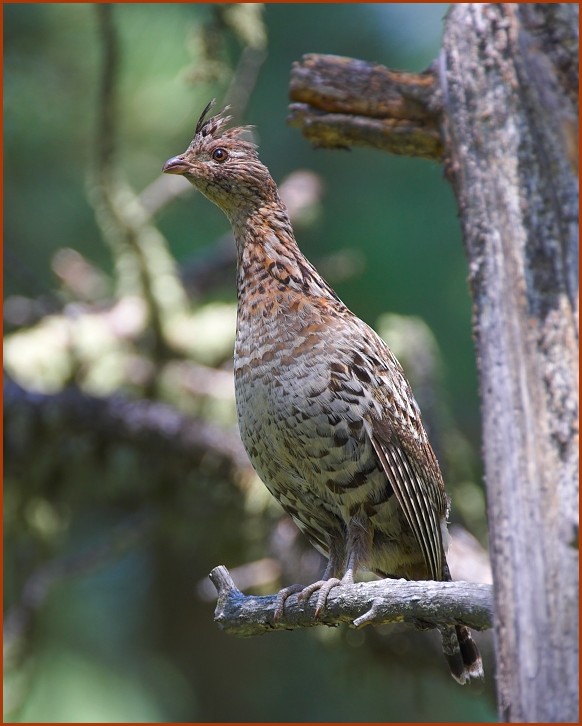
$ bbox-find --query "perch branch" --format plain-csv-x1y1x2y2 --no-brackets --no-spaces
288,54,443,160
209,565,492,636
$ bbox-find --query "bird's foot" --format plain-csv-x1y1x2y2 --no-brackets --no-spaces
273,584,304,621
274,569,354,620
298,577,342,617
298,572,356,617
273,577,344,620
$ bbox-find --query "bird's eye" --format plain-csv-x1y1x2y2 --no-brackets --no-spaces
212,148,228,162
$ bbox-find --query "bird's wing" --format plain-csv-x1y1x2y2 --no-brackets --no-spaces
365,414,447,581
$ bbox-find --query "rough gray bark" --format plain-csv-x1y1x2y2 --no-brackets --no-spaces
288,53,442,159
440,5,578,722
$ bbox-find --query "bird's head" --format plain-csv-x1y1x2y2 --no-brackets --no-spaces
162,100,278,219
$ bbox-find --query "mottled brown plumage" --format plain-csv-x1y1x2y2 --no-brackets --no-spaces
163,100,483,684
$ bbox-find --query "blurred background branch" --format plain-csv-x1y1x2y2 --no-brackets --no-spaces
90,5,189,369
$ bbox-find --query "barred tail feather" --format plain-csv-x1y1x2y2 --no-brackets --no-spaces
440,624,484,685
456,624,484,679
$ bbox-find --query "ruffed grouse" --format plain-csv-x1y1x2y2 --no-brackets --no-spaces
163,101,483,684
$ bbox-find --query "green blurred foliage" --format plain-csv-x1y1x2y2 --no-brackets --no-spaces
4,4,494,722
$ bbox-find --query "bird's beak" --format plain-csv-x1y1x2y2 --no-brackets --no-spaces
162,155,189,175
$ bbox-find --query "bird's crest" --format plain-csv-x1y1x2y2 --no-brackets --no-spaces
194,99,255,147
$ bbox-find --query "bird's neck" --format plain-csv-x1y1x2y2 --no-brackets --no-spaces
229,197,298,261
229,200,340,307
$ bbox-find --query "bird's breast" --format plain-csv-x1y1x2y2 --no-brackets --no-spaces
234,292,386,509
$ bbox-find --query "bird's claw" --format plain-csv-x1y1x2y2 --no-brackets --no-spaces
298,577,343,617
273,577,346,620
273,583,304,621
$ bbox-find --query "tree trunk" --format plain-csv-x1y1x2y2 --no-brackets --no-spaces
440,5,578,722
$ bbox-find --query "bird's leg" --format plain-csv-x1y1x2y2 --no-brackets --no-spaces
299,513,372,617
298,558,352,617
273,531,344,621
